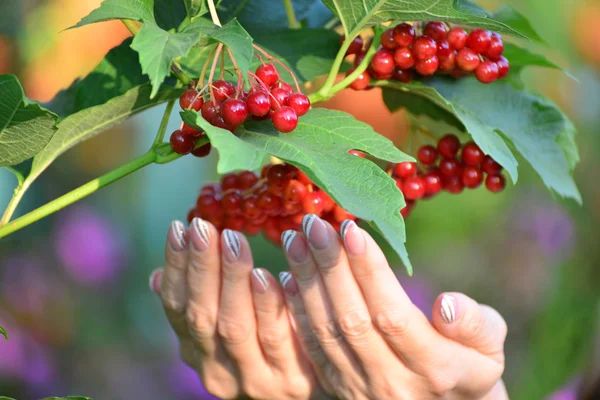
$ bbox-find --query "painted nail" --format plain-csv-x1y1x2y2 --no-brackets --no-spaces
282,230,308,263
302,214,330,250
279,271,299,296
149,269,163,295
191,218,210,252
168,221,187,251
441,295,456,324
223,229,241,261
252,269,269,294
340,220,366,255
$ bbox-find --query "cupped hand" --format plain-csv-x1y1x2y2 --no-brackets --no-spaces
278,215,509,400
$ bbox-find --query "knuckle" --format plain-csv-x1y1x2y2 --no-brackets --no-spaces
203,375,237,400
373,309,411,338
217,316,251,345
314,252,343,273
185,306,217,339
284,375,311,400
258,327,288,353
162,296,185,314
427,373,457,395
298,330,322,355
241,380,266,400
293,268,319,287
310,320,344,345
336,309,373,339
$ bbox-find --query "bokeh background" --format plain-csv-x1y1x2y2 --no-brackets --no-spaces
1,0,599,399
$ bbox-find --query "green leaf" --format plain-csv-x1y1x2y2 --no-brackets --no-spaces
382,77,581,203
321,0,527,39
26,84,182,190
154,0,188,30
184,0,206,19
69,0,155,29
491,5,545,44
502,43,576,80
131,23,199,98
0,74,59,167
182,108,414,273
0,324,7,340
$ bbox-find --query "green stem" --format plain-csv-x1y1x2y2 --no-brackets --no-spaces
122,19,141,35
0,183,28,226
153,99,176,146
282,0,300,29
318,38,353,96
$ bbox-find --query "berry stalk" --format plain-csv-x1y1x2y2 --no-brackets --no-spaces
282,0,300,29
153,99,176,146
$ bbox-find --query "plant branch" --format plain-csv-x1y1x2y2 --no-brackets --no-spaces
282,0,300,29
317,36,355,96
0,182,29,226
208,0,222,26
153,99,176,146
122,19,141,35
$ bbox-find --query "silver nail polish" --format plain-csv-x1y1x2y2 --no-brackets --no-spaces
170,220,187,250
193,218,210,247
302,214,317,238
281,230,297,252
340,219,356,241
253,269,269,290
279,271,292,288
223,229,241,260
441,295,456,324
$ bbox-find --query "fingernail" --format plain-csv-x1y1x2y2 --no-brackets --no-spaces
302,214,329,250
340,220,365,255
441,295,456,324
168,221,187,251
191,218,210,252
279,272,298,296
252,269,269,294
149,269,162,295
223,229,241,261
282,230,308,263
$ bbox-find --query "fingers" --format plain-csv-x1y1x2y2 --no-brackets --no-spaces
432,293,507,365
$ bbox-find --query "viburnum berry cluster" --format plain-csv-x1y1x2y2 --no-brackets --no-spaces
343,21,510,89
389,134,506,218
187,163,355,246
169,45,311,156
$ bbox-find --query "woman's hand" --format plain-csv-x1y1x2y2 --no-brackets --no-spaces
279,215,509,400
150,219,327,400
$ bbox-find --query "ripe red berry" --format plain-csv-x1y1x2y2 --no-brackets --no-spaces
222,173,240,191
424,22,448,41
482,155,503,175
393,47,415,70
393,23,416,47
417,145,439,165
456,48,481,71
347,67,371,90
436,39,453,58
256,64,279,87
257,191,282,215
302,191,325,215
423,171,443,196
223,216,244,231
461,142,485,166
182,123,203,137
170,130,195,155
370,69,393,80
415,56,439,76
212,80,235,103
438,51,457,72
484,36,504,59
222,98,249,127
212,114,235,132
241,194,262,220
393,68,413,83
238,170,259,190
271,81,293,93
288,93,310,116
246,90,271,117
354,51,366,66
402,176,426,200
394,162,418,178
270,88,290,110
267,163,294,192
272,106,298,133
222,190,243,215
447,28,468,50
197,193,221,217
191,143,212,158
413,36,437,60
381,29,398,50
332,205,354,223
348,150,366,158
475,60,499,84
341,35,364,56
468,29,492,53
180,89,204,111
394,177,403,192
400,200,416,218
443,176,464,194
495,56,510,78
438,134,461,159
439,158,463,178
284,180,307,204
371,49,395,75
461,166,484,188
485,174,506,193
201,101,219,123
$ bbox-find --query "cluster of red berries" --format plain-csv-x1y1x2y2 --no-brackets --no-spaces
187,163,355,246
169,63,311,156
343,21,510,89
389,134,506,218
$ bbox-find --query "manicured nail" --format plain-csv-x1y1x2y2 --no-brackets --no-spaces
168,221,187,251
279,272,299,296
340,220,365,255
149,269,163,295
302,214,330,250
191,218,210,252
282,230,308,263
441,295,456,324
223,229,241,261
252,269,269,294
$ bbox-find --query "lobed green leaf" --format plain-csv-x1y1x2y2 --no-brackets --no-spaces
491,5,545,43
69,0,155,29
502,43,576,80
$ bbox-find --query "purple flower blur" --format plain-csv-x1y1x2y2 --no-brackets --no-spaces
1,255,49,315
168,361,218,399
546,378,580,400
53,205,127,286
398,274,435,319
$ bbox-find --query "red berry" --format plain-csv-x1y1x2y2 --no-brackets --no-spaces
436,39,453,58
341,35,364,56
456,48,481,71
347,67,371,90
182,123,203,137
381,29,398,50
246,90,271,117
462,166,484,188
443,176,464,194
200,183,220,196
394,177,403,192
212,80,235,103
270,88,290,110
201,101,219,123
223,216,244,231
371,49,395,75
296,169,312,185
393,47,415,70
482,155,503,175
267,163,294,192
349,149,366,158
221,98,249,127
475,60,499,84
241,194,262,220
438,134,461,158
438,51,457,72
212,114,235,132
495,56,510,78
187,208,201,224
400,200,416,218
423,171,443,196
288,93,310,116
222,190,243,215
332,205,354,223
447,28,468,50
439,158,463,178
180,89,204,110
484,36,504,59
393,68,413,83
415,56,439,76
257,191,282,215
256,64,279,87
321,191,336,212
197,193,221,217
393,162,418,178
462,142,485,166
272,106,298,133
485,174,506,193
238,170,259,190
417,145,439,165
271,81,293,93
170,130,195,155
191,143,212,158
222,173,240,191
302,191,325,215
354,51,366,66
393,23,415,47
370,69,394,80
402,176,426,200
468,29,492,54
284,180,307,204
413,36,437,60
424,21,448,41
